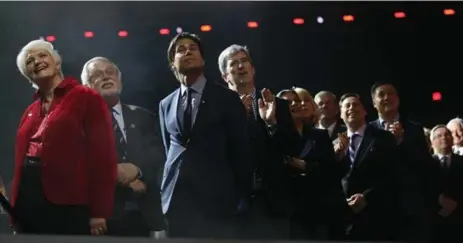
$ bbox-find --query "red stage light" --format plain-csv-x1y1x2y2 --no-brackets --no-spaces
394,12,406,19
84,31,94,38
293,18,304,25
247,21,259,28
46,36,56,42
444,8,455,16
159,28,170,35
432,92,442,101
200,25,212,32
343,15,354,22
118,30,128,37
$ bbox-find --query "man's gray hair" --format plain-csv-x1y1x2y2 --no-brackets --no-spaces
430,124,449,140
314,90,337,102
447,117,463,128
218,44,251,75
80,56,121,85
16,38,62,89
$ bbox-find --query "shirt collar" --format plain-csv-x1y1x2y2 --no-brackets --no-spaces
379,114,400,128
33,76,79,100
112,101,123,116
347,124,366,138
435,153,452,162
180,75,207,96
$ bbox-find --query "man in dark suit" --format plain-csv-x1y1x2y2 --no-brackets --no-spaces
338,93,402,241
217,44,298,239
159,33,253,238
369,82,434,241
81,57,166,237
429,125,463,242
314,91,346,141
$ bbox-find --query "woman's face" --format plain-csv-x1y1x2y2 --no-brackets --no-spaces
25,49,58,84
280,92,304,120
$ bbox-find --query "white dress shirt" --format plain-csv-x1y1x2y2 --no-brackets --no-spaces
112,102,127,142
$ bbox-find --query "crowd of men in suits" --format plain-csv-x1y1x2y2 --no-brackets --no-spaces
3,31,463,242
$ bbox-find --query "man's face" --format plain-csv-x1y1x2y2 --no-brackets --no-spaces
447,121,463,147
340,96,366,125
372,84,400,114
314,93,339,121
25,49,58,83
86,60,122,97
171,38,204,74
432,127,453,151
223,51,254,87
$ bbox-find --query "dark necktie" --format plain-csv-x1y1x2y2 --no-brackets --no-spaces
441,156,450,171
183,87,193,139
349,134,359,165
111,109,128,162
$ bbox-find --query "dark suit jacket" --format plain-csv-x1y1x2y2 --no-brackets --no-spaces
245,94,297,216
111,104,165,231
341,124,401,240
294,127,348,223
159,80,252,217
328,120,347,141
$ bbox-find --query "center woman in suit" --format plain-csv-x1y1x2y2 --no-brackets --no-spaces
276,88,348,240
159,32,253,238
81,57,166,237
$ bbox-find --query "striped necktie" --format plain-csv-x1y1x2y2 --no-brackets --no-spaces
349,134,359,165
111,108,128,162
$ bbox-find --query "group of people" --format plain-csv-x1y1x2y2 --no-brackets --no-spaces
5,32,463,242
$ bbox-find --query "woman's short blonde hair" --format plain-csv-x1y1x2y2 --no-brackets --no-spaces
292,86,320,125
16,39,62,89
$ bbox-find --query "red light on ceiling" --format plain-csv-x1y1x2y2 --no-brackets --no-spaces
432,92,442,101
293,18,305,25
159,28,170,35
394,11,406,19
247,21,259,28
118,30,128,37
444,8,456,16
343,15,355,22
46,35,56,42
84,31,94,38
200,25,212,32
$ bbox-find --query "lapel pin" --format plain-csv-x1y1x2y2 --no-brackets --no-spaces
27,113,32,117
130,124,136,128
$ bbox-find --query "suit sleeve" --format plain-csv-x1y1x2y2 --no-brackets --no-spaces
84,90,118,218
225,92,253,198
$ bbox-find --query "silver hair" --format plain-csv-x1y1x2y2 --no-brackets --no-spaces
314,90,338,102
447,117,463,129
430,124,449,140
80,56,121,86
16,39,62,89
218,44,251,75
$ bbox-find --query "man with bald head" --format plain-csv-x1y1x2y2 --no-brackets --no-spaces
314,91,346,141
81,57,166,237
447,118,463,156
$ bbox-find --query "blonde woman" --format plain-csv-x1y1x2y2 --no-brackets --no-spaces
276,88,348,241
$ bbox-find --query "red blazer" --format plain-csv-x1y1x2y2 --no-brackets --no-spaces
11,77,118,218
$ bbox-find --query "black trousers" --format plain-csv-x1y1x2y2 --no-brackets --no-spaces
14,159,90,235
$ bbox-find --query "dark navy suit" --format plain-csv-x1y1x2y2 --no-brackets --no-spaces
159,76,252,238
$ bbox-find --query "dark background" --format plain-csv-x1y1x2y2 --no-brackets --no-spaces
0,1,461,185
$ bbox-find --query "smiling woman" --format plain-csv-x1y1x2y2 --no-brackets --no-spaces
10,39,118,236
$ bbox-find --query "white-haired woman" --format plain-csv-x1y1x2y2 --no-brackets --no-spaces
10,39,118,235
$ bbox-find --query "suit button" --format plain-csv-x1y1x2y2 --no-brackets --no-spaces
122,156,126,160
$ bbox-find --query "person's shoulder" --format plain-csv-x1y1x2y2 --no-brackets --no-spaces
160,88,180,106
123,103,156,117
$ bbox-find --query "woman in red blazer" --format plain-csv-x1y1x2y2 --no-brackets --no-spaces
11,39,118,235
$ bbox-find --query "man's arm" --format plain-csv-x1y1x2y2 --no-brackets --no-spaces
84,90,118,218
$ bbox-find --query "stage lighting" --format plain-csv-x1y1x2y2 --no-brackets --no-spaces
46,36,56,42
317,16,324,24
200,25,212,32
394,12,406,19
84,31,94,38
343,15,354,22
293,18,304,25
432,92,442,101
176,27,183,34
118,30,128,37
444,9,455,16
159,28,170,35
247,21,258,28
